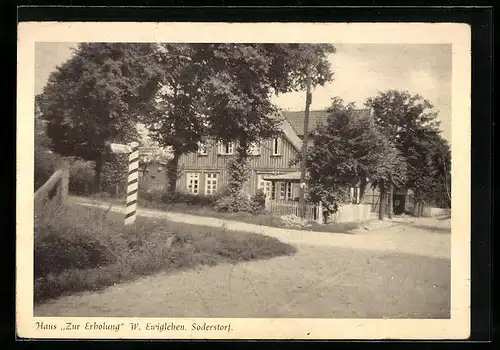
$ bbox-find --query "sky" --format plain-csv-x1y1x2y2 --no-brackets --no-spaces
35,43,452,142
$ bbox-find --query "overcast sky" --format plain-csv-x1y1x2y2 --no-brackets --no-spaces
35,43,452,142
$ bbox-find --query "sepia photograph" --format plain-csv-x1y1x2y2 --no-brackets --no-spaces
17,22,471,339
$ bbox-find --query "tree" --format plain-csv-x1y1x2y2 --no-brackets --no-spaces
305,98,406,220
37,43,161,192
366,90,449,215
201,44,336,195
140,44,213,194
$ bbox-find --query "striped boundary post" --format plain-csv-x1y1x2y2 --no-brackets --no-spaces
125,143,140,225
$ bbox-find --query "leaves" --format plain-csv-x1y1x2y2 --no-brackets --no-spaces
365,90,450,200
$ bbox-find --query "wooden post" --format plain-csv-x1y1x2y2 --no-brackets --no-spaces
298,66,312,218
125,142,140,225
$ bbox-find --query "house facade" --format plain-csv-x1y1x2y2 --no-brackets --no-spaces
175,117,304,200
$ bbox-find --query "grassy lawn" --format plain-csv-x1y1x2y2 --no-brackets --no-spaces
34,203,296,304
86,194,362,233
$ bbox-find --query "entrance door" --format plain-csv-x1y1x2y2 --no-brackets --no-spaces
393,194,405,215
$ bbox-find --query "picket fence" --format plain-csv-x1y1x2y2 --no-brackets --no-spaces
265,198,374,224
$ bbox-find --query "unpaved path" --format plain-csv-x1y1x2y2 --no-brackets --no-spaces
35,202,450,318
72,197,450,259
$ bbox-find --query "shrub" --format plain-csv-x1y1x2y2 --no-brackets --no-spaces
34,206,126,278
214,192,258,214
161,192,216,207
68,159,95,195
34,149,61,191
251,188,267,213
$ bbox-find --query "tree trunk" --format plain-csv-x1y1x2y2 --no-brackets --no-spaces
166,149,181,195
379,179,386,220
388,179,394,219
359,177,367,202
94,152,103,194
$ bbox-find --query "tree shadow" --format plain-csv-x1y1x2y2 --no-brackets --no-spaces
396,221,451,234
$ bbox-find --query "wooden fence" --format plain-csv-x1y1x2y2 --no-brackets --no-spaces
265,199,320,222
34,166,69,222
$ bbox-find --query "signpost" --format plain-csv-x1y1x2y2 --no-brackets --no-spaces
108,142,140,225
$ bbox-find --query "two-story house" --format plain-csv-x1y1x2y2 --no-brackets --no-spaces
139,109,395,210
176,116,303,200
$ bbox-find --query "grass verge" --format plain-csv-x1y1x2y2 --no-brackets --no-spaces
86,194,361,233
34,204,296,304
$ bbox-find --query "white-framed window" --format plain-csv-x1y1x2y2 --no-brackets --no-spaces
186,172,200,195
218,141,234,155
278,182,293,200
248,142,260,156
257,174,273,199
197,141,207,155
287,182,293,200
205,173,218,195
272,137,282,156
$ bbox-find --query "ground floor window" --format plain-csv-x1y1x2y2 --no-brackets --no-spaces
205,173,218,195
186,172,200,195
278,182,294,200
257,174,273,198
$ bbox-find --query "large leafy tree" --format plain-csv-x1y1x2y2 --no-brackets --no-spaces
140,44,212,194
366,90,450,213
36,43,161,192
201,44,336,194
305,98,406,219
141,43,335,196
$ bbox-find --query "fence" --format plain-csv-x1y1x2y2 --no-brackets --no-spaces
34,166,69,223
265,199,320,222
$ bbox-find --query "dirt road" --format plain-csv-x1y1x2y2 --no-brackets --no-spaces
35,212,451,318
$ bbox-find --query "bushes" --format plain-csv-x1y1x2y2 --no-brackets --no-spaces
214,191,259,214
34,205,296,303
68,159,95,195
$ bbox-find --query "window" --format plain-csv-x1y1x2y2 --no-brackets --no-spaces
279,182,293,200
197,141,207,155
257,175,273,199
186,173,200,195
248,142,260,156
205,173,218,195
272,137,282,156
218,141,234,155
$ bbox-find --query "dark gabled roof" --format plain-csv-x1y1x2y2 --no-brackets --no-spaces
282,109,371,136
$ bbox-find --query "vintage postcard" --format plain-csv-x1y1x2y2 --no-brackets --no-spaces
17,22,471,339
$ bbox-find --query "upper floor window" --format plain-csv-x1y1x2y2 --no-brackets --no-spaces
248,142,260,156
218,141,235,155
272,137,282,156
197,141,207,155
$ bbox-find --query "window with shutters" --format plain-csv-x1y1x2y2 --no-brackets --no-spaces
186,173,200,195
272,137,282,156
205,173,218,195
218,141,234,155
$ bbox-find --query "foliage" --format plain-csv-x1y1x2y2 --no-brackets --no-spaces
101,152,128,196
251,188,267,212
68,159,95,195
214,192,259,214
34,205,296,303
305,98,407,216
36,43,162,191
366,90,450,204
201,44,336,194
